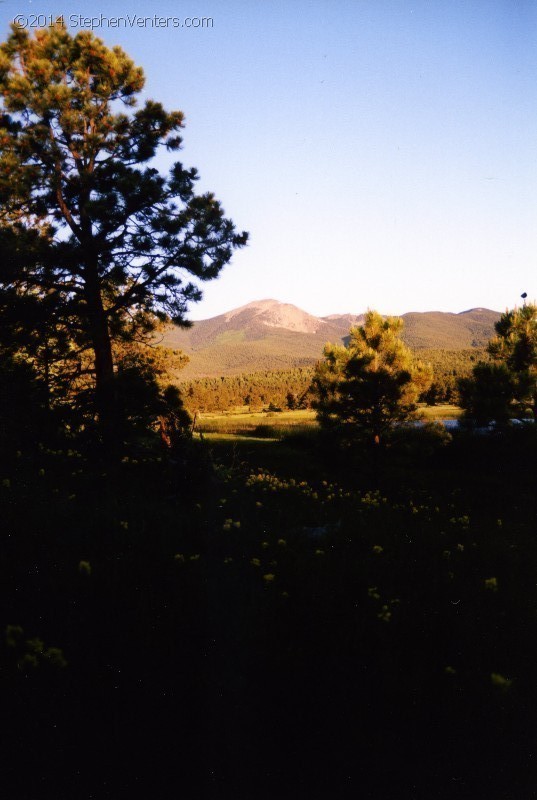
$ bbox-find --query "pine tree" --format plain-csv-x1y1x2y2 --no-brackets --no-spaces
0,23,247,447
312,311,432,442
458,363,517,426
459,303,537,423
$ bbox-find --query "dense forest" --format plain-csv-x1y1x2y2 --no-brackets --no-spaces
180,366,315,412
179,348,485,412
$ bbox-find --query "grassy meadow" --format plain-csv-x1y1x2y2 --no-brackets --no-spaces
195,404,462,438
195,408,317,440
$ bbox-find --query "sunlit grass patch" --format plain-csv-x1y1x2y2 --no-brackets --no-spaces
419,403,463,420
195,409,318,439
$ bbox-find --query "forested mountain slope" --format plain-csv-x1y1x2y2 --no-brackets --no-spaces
162,300,499,378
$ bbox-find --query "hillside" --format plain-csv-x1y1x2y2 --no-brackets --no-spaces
162,299,500,378
402,308,501,349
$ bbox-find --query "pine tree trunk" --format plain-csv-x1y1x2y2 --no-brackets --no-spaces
84,269,119,451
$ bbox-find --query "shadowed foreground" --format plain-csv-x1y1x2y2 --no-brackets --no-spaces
2,428,537,799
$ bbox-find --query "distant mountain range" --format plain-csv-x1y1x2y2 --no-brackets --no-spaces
162,299,500,378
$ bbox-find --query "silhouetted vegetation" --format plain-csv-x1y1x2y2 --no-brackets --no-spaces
0,23,246,449
3,407,537,799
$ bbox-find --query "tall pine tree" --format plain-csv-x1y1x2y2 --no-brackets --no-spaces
0,22,247,446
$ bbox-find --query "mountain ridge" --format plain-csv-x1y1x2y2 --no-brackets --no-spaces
162,299,500,378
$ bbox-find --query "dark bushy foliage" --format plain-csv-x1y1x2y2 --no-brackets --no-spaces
0,356,49,450
459,362,517,425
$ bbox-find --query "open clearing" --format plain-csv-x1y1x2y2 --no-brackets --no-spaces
195,405,463,439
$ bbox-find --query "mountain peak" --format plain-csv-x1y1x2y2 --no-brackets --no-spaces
224,298,282,315
223,298,328,333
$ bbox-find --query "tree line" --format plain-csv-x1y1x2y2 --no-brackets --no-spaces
311,305,536,444
178,349,483,414
180,368,314,413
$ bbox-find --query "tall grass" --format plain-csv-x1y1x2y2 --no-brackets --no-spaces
196,406,462,440
195,409,318,439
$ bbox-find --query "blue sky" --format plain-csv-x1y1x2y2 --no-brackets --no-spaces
2,0,536,318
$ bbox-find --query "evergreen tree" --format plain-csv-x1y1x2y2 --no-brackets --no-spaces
488,303,537,419
459,303,537,424
312,311,432,442
458,363,516,426
0,23,247,446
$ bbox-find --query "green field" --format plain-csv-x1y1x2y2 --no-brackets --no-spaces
195,408,317,438
195,405,463,440
420,403,463,420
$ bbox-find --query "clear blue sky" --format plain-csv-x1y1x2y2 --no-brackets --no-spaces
2,0,536,318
